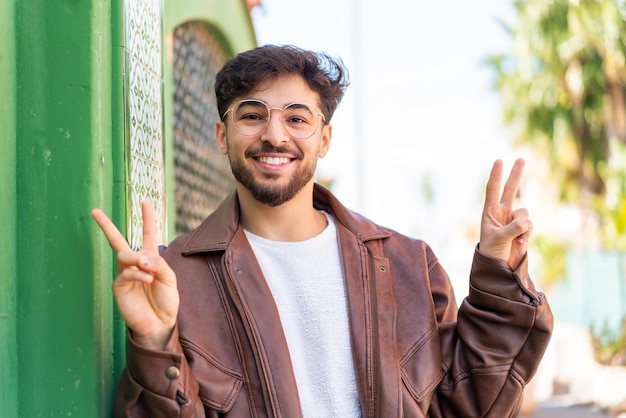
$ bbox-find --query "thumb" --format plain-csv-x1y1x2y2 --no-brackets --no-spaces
138,254,177,286
506,209,532,244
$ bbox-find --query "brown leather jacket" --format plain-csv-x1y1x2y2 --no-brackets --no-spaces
114,184,553,418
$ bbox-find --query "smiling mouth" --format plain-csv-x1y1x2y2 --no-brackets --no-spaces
256,156,293,165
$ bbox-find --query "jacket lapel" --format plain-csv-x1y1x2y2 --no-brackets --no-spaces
335,222,378,417
221,228,303,418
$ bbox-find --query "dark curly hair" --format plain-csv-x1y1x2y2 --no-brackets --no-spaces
215,44,349,124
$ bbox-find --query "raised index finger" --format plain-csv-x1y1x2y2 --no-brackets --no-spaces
484,159,504,209
91,208,131,253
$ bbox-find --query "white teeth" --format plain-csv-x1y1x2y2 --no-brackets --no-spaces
258,156,290,165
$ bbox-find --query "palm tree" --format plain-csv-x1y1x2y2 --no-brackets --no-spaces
486,0,626,248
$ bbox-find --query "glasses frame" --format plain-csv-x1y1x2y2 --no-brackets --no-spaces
222,99,327,139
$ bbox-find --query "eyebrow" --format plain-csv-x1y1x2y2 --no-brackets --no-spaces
239,99,318,115
239,100,266,107
285,103,315,114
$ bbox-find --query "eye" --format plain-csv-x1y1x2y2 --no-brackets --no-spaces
284,104,315,126
234,101,268,123
239,112,265,121
286,114,309,124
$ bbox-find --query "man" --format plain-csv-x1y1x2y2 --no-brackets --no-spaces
92,44,553,417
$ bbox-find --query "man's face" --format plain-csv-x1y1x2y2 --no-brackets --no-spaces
216,74,331,207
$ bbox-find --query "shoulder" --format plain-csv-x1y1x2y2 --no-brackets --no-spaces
383,231,440,268
158,230,200,267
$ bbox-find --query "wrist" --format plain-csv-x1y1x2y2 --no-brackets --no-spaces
130,326,174,351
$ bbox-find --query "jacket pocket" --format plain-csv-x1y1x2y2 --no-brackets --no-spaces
181,340,244,413
400,325,444,403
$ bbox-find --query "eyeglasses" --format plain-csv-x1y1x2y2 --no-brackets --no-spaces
222,99,326,139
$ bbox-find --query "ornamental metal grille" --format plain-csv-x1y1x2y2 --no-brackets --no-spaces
172,22,235,235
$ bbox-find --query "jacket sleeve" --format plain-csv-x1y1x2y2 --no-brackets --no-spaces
429,246,553,418
113,325,205,418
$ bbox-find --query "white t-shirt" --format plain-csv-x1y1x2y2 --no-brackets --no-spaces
244,212,362,417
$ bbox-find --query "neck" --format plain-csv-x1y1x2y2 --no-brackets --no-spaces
237,182,327,242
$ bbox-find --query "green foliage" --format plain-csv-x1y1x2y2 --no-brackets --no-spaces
532,235,567,287
486,0,626,250
591,318,626,366
594,141,626,250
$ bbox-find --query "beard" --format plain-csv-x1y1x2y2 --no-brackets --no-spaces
227,142,317,207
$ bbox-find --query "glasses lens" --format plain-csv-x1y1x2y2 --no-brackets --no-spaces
282,103,320,139
229,100,322,139
232,100,269,136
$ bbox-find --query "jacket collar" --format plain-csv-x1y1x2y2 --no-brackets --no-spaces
181,183,390,255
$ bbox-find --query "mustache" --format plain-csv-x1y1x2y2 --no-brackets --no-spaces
245,144,303,159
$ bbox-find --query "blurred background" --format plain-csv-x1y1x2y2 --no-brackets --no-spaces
251,0,626,416
2,0,624,416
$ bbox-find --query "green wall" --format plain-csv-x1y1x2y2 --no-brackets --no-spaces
12,1,116,416
164,0,256,49
0,1,18,416
1,0,255,416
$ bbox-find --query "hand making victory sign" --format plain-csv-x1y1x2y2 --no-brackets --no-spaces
478,158,533,269
91,202,179,350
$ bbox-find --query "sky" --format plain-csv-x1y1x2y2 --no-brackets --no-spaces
250,0,525,291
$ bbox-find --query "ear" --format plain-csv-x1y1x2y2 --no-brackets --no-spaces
318,124,332,158
215,121,228,155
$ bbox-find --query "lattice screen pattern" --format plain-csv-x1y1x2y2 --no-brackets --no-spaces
173,22,236,235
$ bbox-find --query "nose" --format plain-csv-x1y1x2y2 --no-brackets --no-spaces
260,109,290,145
